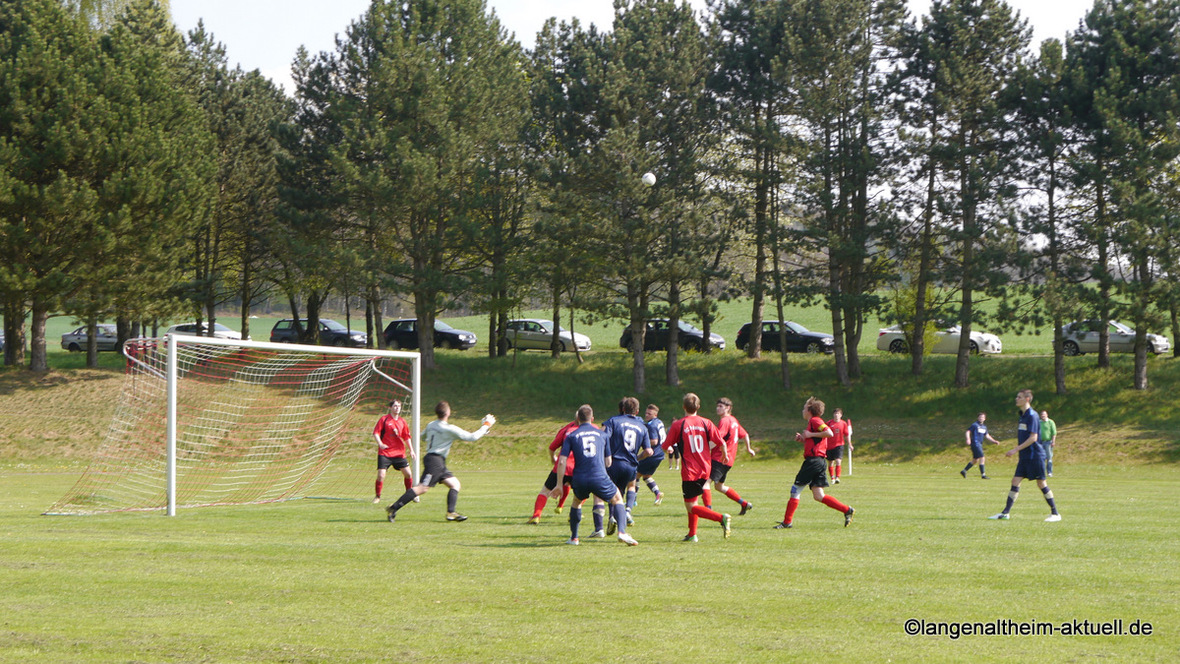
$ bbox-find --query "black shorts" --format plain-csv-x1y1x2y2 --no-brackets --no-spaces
1014,457,1046,481
793,457,829,488
682,478,707,500
378,455,410,471
826,445,844,462
670,444,682,460
709,460,732,484
543,470,572,491
418,453,454,488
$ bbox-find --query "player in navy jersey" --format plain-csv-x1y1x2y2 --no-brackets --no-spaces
601,397,652,533
637,404,667,505
990,390,1061,522
554,404,639,545
961,412,1000,479
776,396,854,529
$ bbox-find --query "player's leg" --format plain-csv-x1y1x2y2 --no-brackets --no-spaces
606,489,637,544
1045,443,1054,476
556,477,572,513
590,497,607,537
977,455,988,478
1036,478,1060,520
813,484,853,524
568,495,588,543
385,467,432,522
991,475,1024,519
778,483,804,528
624,478,638,524
374,466,387,503
532,471,560,523
832,458,842,482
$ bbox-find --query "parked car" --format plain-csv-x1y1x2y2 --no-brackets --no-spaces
877,324,1002,355
504,319,591,352
166,322,247,341
0,330,5,353
1060,320,1171,356
269,319,367,347
619,319,725,352
736,321,834,354
383,319,477,350
61,324,120,352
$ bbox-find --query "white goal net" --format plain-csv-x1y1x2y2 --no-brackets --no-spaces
46,335,420,515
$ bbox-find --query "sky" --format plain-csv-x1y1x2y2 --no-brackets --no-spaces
170,1,1092,94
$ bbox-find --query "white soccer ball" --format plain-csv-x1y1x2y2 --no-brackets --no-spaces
642,172,656,186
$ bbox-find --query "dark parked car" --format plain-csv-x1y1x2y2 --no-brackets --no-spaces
383,319,477,350
736,321,834,354
619,319,725,352
61,324,120,352
269,319,367,347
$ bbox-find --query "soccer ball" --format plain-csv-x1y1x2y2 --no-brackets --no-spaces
642,172,656,186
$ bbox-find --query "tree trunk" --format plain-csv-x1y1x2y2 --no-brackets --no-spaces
86,318,99,368
1096,167,1111,368
628,287,646,394
29,302,49,373
550,282,562,359
666,280,681,387
912,120,937,376
829,254,850,387
1054,314,1067,395
413,290,436,370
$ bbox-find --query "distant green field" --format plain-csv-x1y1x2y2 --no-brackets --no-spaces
3,461,1177,662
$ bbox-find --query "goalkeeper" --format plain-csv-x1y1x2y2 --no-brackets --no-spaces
385,401,495,523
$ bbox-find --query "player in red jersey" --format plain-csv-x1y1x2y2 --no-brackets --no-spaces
826,408,852,483
373,400,415,504
528,419,580,524
663,393,732,541
706,397,756,515
776,397,854,529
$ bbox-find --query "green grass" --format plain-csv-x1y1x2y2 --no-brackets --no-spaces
3,460,1177,662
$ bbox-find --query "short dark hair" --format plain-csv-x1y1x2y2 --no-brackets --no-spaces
646,404,659,414
434,401,450,419
576,404,593,423
683,393,700,414
1019,389,1033,401
717,397,733,409
622,397,640,415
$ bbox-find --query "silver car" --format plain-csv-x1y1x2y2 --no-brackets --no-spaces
504,319,591,352
61,324,119,352
1061,320,1170,356
166,322,247,340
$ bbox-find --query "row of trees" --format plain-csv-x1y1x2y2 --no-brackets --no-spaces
3,0,1179,394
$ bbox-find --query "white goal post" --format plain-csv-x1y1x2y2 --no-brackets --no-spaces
47,334,421,516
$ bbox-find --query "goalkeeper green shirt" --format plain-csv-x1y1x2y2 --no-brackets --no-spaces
422,420,490,459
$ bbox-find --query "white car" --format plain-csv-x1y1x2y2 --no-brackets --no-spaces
504,319,591,352
167,322,248,341
877,325,1002,355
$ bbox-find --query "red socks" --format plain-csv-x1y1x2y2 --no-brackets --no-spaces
558,483,571,508
691,505,724,522
702,488,713,508
783,497,800,524
532,494,547,518
821,495,850,513
725,488,743,504
375,479,383,498
404,476,413,491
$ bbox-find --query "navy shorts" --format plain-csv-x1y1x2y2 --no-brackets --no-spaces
970,443,984,459
793,457,830,488
1014,457,1046,481
636,455,663,477
608,462,638,492
709,460,732,484
681,478,707,500
378,455,409,471
418,453,454,487
572,476,619,502
826,445,844,462
543,471,572,491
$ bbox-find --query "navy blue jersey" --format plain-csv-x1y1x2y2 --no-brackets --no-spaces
561,423,612,484
968,422,989,446
645,418,666,461
602,414,651,467
1016,408,1043,461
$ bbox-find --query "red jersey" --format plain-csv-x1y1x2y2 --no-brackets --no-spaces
665,414,725,481
712,414,748,465
373,414,410,458
548,421,581,476
803,416,830,458
826,419,851,447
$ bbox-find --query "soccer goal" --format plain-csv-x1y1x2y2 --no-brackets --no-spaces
46,335,420,516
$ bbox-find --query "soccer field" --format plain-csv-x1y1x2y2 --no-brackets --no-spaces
2,462,1176,662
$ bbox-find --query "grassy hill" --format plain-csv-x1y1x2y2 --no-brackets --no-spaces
2,348,1176,466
